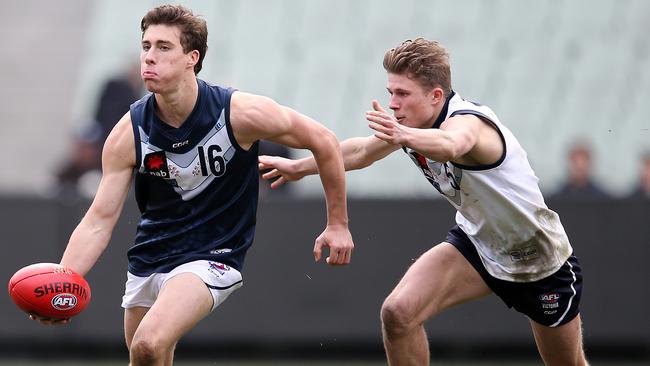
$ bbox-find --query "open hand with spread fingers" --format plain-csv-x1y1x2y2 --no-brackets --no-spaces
258,155,307,189
366,100,411,145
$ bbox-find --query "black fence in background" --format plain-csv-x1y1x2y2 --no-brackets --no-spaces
1,195,648,362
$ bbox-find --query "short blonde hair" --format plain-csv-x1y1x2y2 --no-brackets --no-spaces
383,38,451,96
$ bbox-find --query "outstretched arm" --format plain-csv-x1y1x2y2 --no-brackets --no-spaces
33,114,134,325
366,100,502,165
60,114,135,276
259,101,400,188
231,92,354,265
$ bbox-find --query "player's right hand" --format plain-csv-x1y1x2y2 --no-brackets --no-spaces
258,155,305,188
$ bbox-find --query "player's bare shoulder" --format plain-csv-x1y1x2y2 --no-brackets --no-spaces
442,114,502,166
229,91,289,148
102,112,136,169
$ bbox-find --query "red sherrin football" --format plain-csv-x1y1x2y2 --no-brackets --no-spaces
7,263,91,319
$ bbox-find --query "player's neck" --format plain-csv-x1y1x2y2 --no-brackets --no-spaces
425,105,444,129
427,91,451,128
155,76,199,128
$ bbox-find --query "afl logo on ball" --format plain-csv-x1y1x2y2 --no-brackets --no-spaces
51,293,78,310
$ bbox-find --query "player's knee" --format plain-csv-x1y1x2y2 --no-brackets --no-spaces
381,296,417,336
130,337,164,365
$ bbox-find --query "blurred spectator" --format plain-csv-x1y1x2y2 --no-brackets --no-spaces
551,141,610,200
258,140,293,200
626,151,650,199
55,63,142,197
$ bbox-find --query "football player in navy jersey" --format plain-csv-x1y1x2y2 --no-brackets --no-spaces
32,4,353,366
260,38,588,366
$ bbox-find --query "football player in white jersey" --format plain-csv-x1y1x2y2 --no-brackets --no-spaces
260,38,588,366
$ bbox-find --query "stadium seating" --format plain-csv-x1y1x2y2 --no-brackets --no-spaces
1,0,648,197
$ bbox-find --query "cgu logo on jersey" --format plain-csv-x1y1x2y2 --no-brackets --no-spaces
172,140,189,149
144,151,170,178
51,293,78,310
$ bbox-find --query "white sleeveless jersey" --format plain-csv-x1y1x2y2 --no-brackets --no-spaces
405,92,572,282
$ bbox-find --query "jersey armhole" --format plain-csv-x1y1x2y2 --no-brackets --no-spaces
449,110,507,170
224,89,253,154
129,108,143,170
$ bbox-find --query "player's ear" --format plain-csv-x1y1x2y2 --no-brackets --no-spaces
187,50,200,69
430,87,444,106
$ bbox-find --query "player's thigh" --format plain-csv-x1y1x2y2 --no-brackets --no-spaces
124,306,149,349
530,314,586,365
385,242,492,322
132,272,213,347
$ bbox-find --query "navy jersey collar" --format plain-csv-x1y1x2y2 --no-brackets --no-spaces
431,90,455,129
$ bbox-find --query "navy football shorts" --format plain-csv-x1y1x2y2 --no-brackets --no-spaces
446,225,582,327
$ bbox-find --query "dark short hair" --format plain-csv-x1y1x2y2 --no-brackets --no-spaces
383,38,452,96
141,4,208,74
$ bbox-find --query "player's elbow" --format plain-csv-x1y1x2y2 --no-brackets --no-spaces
84,204,120,238
432,142,458,163
322,128,340,148
311,128,341,157
344,136,387,171
87,203,118,225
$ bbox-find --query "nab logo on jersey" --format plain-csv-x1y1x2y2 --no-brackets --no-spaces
144,151,170,178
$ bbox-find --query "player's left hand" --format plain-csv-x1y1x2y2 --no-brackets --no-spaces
313,224,354,266
29,313,70,326
366,100,410,145
258,155,305,188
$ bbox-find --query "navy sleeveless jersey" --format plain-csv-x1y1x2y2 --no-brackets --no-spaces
128,79,259,276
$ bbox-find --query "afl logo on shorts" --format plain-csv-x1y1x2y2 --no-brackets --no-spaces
51,293,78,310
539,293,561,312
539,293,560,303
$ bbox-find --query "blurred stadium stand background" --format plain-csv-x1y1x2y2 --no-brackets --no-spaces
0,0,648,197
1,0,649,363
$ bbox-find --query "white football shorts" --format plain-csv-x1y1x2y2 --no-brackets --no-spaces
121,260,243,312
